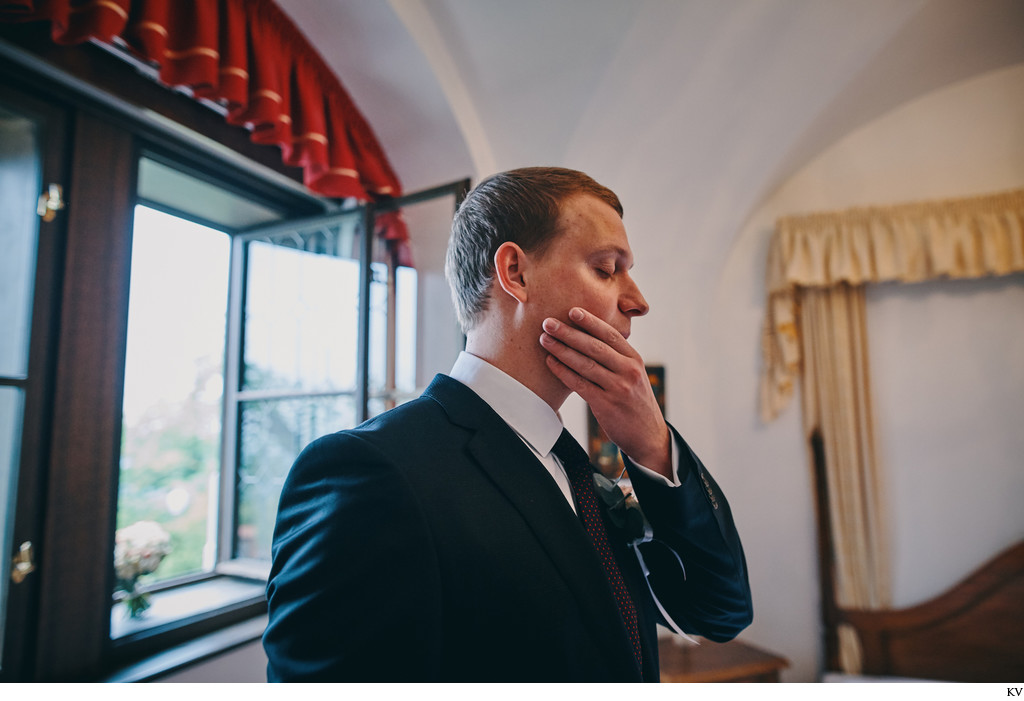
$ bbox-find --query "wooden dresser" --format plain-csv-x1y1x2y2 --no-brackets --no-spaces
659,636,789,682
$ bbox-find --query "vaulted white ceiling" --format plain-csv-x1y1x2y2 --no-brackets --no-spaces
277,0,1024,203
272,0,1024,338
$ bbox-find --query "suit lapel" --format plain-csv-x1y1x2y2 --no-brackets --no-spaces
424,375,641,680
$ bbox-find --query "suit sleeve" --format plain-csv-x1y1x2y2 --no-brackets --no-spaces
262,432,443,681
623,423,753,642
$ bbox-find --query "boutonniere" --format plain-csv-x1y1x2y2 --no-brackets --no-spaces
593,467,698,644
592,471,653,546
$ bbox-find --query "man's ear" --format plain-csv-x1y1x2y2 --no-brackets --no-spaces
493,241,529,304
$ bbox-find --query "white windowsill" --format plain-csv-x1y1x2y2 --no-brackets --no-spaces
111,576,266,640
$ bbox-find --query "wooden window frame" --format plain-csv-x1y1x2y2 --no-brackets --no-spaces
0,28,330,680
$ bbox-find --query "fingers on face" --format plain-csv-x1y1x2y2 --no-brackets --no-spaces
567,307,636,356
542,314,629,367
540,331,614,389
545,353,596,395
545,347,648,411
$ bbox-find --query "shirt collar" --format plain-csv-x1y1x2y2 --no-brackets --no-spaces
449,351,563,457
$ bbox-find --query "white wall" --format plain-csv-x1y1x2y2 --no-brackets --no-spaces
867,273,1024,606
692,62,1024,680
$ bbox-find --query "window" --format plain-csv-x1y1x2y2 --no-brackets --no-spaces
0,99,43,674
231,213,368,565
111,153,468,652
112,157,294,644
117,205,231,585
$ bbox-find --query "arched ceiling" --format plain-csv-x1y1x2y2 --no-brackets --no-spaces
275,0,1024,243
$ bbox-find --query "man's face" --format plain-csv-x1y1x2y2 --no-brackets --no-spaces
526,194,649,338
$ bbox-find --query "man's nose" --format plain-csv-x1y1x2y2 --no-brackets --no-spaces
620,275,649,317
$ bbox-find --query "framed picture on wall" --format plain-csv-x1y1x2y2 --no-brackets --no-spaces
587,365,665,478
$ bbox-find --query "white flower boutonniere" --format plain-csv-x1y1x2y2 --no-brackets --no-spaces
592,471,653,546
593,469,698,644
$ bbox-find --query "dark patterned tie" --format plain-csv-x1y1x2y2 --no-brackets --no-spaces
551,428,642,671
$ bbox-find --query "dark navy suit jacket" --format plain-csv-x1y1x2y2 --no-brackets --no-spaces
263,374,752,681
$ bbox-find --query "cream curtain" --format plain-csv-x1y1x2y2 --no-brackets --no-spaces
762,187,1024,422
800,284,890,672
760,187,1024,672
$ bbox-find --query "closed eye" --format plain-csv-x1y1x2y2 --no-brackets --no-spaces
595,267,613,279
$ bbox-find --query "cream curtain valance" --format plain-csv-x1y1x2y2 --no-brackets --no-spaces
761,187,1024,422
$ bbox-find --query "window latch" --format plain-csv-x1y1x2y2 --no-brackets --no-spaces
11,541,35,584
36,183,66,223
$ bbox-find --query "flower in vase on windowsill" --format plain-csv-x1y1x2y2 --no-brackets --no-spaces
114,520,172,619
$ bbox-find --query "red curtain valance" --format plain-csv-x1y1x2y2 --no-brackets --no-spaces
1,0,411,260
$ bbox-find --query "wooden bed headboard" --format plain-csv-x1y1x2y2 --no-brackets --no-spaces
810,430,1023,681
835,540,1024,682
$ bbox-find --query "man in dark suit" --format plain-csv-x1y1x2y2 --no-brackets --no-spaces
263,167,752,681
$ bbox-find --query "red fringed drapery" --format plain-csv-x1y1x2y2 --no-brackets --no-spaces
0,0,411,263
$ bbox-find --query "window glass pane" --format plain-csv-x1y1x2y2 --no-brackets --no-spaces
395,265,418,395
117,206,230,586
235,395,357,560
368,259,389,395
137,157,281,230
366,259,418,418
243,240,361,393
0,387,25,664
0,106,41,378
366,396,389,421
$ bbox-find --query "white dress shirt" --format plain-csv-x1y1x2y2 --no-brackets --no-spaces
448,351,680,514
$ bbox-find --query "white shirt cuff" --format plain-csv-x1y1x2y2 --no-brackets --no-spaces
626,433,682,487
